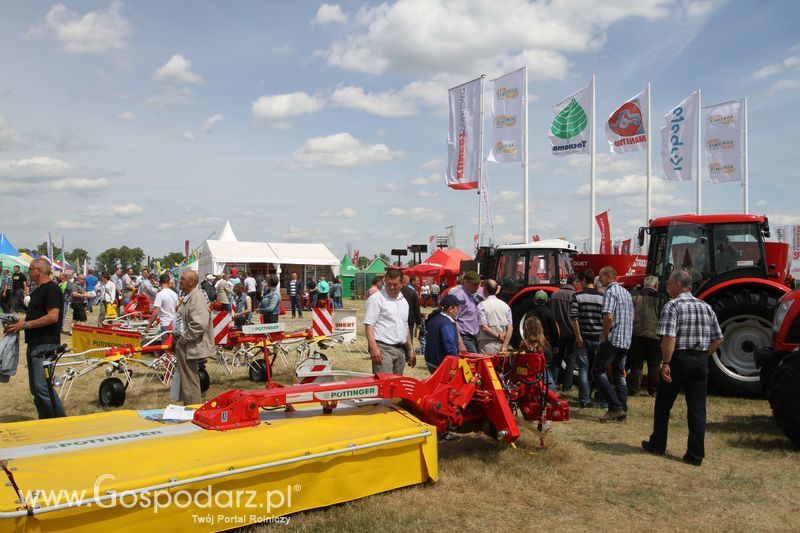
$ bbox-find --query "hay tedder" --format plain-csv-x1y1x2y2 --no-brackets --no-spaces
0,341,568,531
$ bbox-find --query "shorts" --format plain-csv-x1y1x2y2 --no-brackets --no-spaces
71,301,87,322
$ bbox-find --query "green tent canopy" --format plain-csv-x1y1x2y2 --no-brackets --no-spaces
339,254,359,299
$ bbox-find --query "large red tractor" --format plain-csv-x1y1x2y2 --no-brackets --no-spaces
636,214,793,395
756,289,800,446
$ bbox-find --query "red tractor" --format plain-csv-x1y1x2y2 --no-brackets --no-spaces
636,214,793,395
756,289,800,446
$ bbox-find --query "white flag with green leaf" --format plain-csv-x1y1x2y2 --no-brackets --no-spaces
549,79,592,156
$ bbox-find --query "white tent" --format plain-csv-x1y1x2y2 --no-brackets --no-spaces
266,243,339,266
198,240,279,276
217,220,237,242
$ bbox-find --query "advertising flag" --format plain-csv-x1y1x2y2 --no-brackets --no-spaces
621,239,632,255
606,89,648,153
705,100,743,184
660,91,698,181
488,68,524,163
428,235,436,252
595,210,612,254
549,80,592,156
446,77,482,189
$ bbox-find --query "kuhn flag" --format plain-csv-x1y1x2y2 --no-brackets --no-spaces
447,77,483,189
488,68,524,163
660,91,698,181
705,100,743,184
606,89,648,153
549,79,592,156
595,210,612,254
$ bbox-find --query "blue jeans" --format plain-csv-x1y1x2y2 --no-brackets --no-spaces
575,339,599,405
290,295,302,317
27,344,66,419
333,296,343,310
550,337,575,387
592,341,629,412
461,334,478,353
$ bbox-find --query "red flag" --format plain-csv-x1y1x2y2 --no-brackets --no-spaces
595,210,612,254
531,234,541,242
621,239,631,255
353,249,360,264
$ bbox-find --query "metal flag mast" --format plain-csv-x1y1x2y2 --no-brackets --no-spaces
743,96,749,214
523,67,529,241
646,82,652,225
477,74,486,248
590,74,596,253
696,89,702,215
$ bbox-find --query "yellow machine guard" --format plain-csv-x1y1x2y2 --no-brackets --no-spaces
0,401,438,532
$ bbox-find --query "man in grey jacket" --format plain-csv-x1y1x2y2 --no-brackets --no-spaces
175,270,214,405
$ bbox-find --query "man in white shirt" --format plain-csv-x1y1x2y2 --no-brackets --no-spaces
477,279,513,354
363,268,415,374
243,272,257,307
147,273,180,332
97,272,117,326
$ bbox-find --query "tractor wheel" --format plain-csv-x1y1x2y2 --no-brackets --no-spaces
707,288,778,396
510,298,537,348
767,355,800,447
199,367,211,393
99,377,126,407
248,360,267,382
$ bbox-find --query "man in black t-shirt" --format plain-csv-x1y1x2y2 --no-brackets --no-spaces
11,265,27,313
4,258,65,418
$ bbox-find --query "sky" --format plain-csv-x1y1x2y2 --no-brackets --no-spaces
1,0,799,262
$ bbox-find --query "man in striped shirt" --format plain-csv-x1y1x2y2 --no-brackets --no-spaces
570,270,604,407
594,266,634,421
642,270,722,466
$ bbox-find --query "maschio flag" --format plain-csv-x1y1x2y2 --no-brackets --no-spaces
488,68,524,163
549,79,592,156
446,77,482,190
705,99,743,184
661,91,698,181
595,210,612,254
606,88,648,153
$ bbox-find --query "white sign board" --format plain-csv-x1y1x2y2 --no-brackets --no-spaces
333,309,357,342
242,323,286,335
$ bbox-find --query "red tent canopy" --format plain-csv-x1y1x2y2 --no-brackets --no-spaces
405,248,472,277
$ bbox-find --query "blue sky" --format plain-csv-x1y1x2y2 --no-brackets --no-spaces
1,0,798,261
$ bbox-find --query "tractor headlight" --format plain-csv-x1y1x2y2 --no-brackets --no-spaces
774,300,794,332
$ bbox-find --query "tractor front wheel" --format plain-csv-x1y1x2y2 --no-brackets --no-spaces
767,354,800,447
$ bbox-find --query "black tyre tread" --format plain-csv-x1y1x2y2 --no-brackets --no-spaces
199,368,211,392
510,298,537,349
768,356,800,447
248,360,267,382
707,287,779,395
99,377,126,407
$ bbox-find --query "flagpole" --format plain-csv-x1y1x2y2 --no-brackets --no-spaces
696,89,702,215
590,74,596,252
743,96,749,214
646,82,652,225
477,74,486,248
523,66,529,241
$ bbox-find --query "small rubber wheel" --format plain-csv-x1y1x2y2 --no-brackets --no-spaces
199,367,211,392
99,377,126,407
249,360,267,382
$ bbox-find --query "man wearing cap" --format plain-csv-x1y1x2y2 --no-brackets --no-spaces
364,268,415,374
476,279,512,354
200,274,216,301
449,271,484,353
424,294,463,373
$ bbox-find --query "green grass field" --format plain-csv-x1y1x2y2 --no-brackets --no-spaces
2,300,798,532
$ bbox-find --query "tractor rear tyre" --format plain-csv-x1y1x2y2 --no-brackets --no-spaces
99,377,126,407
510,298,537,348
767,355,800,447
199,367,211,393
248,360,267,382
707,288,777,396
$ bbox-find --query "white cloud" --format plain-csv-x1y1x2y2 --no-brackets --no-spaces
386,207,444,220
499,232,523,243
383,180,401,191
48,177,109,191
0,156,75,179
495,190,520,202
324,0,669,78
416,190,438,198
202,113,223,132
0,115,25,150
154,54,203,84
753,51,800,79
26,1,132,55
282,226,320,240
410,173,438,185
318,210,332,218
53,220,93,230
181,131,196,142
286,132,402,170
755,198,768,208
336,207,358,218
108,203,143,217
334,228,359,236
419,158,444,170
312,4,347,25
156,217,223,231
251,92,325,125
769,79,800,94
117,111,137,121
143,87,193,108
331,86,419,117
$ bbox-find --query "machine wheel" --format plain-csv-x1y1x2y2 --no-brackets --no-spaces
707,288,778,396
510,297,537,348
248,360,267,382
767,355,800,447
99,377,126,407
199,367,211,393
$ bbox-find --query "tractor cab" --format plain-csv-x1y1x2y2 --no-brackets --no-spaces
641,215,777,295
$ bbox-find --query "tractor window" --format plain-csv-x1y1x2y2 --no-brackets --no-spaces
497,250,527,295
666,222,712,287
528,253,556,285
558,252,574,284
712,223,762,274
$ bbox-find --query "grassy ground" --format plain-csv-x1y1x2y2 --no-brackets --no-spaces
2,301,798,532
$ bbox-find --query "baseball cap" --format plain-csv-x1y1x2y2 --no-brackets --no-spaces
534,290,548,302
441,294,464,308
463,270,480,284
206,274,214,280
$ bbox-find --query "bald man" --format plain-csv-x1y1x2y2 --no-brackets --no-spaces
175,270,214,404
